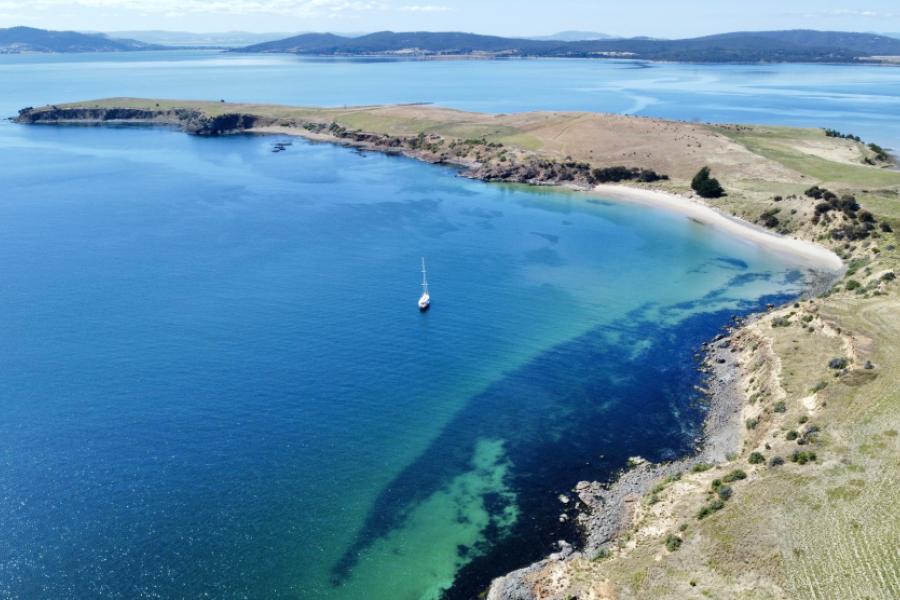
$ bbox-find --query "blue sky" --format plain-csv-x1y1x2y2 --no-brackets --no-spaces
2,0,899,36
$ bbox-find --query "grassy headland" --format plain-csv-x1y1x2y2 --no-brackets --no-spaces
15,98,900,599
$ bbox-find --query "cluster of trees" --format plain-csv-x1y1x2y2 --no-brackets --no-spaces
691,166,725,198
590,166,668,184
868,142,889,162
808,187,881,240
759,208,782,229
824,128,862,142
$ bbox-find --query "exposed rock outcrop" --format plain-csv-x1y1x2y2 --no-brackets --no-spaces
14,106,272,137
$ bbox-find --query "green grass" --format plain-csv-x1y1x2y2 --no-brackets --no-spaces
717,126,900,188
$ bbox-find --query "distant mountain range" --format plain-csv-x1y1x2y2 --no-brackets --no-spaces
102,30,297,48
3,26,900,63
528,31,616,42
0,26,162,53
235,29,900,63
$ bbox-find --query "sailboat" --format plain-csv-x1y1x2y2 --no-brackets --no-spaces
418,257,431,311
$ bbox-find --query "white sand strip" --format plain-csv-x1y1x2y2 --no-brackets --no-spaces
593,184,844,271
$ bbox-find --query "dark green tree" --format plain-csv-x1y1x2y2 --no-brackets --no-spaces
691,166,725,198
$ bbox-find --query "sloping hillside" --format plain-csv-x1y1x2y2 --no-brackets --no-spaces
0,26,163,53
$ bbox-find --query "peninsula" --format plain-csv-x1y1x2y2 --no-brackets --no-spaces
14,98,900,599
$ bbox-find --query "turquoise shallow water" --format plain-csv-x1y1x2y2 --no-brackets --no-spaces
0,53,892,599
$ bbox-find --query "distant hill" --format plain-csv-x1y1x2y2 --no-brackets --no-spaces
104,30,297,48
237,31,557,55
235,29,900,63
0,26,163,53
529,31,616,42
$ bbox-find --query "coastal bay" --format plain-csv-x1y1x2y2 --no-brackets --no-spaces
2,53,899,600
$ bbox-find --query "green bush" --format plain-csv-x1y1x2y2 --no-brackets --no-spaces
774,401,787,413
665,534,683,552
769,456,785,467
692,462,713,473
717,485,733,501
691,166,725,198
746,418,759,430
592,548,611,562
791,450,817,465
721,469,747,483
748,452,765,465
697,499,726,520
828,357,848,370
845,279,862,291
786,430,799,441
868,142,889,161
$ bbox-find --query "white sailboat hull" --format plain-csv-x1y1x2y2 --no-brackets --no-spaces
418,257,431,311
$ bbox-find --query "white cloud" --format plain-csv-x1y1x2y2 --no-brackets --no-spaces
401,4,450,12
5,0,398,18
786,8,898,19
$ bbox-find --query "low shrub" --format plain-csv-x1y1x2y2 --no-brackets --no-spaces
746,418,759,430
748,452,765,465
592,548,611,562
868,142,889,161
665,534,683,552
769,456,785,467
786,430,799,441
845,279,862,291
721,469,747,483
692,462,713,473
791,450,817,465
828,357,848,370
717,485,733,501
697,499,726,520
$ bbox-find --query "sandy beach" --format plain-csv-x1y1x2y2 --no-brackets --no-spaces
592,184,844,272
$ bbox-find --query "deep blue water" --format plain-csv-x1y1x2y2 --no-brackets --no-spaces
1,52,892,599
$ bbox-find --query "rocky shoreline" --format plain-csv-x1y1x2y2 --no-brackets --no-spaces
486,315,747,598
13,105,669,192
485,262,843,600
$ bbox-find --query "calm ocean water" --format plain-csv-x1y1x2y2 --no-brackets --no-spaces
0,53,895,599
